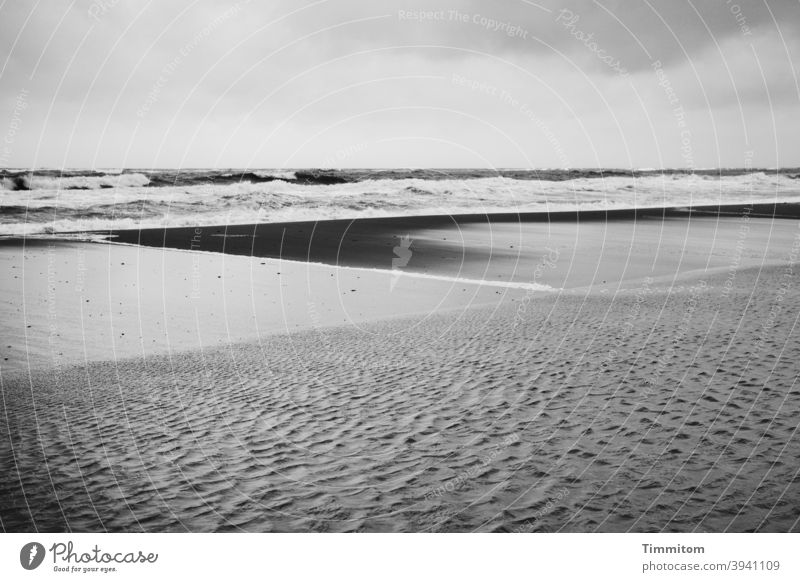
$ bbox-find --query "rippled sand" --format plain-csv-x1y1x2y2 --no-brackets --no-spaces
2,264,799,532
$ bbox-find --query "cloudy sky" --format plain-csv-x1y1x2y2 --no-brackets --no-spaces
1,0,798,168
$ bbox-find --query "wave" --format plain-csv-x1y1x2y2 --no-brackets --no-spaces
1,172,150,191
0,169,352,191
2,171,799,237
145,171,299,188
255,170,296,181
4,167,799,191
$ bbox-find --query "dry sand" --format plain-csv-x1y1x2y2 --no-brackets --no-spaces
1,212,800,532
0,241,525,374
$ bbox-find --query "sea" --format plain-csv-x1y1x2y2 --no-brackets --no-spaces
2,168,799,237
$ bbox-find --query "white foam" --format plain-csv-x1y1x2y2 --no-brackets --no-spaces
254,170,296,181
1,172,150,191
2,172,798,236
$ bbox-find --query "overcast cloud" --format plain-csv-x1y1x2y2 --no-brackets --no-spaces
1,0,798,168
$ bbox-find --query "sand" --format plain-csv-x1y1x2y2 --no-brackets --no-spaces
2,210,800,532
0,240,524,374
2,213,797,374
107,205,800,291
2,264,799,532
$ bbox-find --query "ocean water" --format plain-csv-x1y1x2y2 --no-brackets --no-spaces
2,168,799,237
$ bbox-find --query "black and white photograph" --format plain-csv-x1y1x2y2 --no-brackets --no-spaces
1,0,799,578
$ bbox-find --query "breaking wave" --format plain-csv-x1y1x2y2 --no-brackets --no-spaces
1,168,799,237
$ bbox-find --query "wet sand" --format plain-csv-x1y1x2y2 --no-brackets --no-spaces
106,203,800,278
2,208,800,532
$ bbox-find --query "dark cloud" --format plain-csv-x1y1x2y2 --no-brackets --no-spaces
275,0,800,72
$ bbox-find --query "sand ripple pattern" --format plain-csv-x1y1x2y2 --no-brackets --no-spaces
2,266,799,532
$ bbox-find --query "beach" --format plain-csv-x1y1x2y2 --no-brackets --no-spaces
5,2,800,576
2,207,800,532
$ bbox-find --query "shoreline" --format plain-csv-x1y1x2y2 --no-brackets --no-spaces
0,200,793,242
96,201,800,269
97,203,800,291
2,206,799,374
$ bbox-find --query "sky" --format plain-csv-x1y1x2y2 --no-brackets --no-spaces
0,0,798,169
